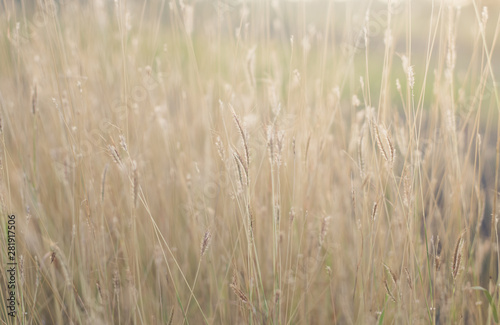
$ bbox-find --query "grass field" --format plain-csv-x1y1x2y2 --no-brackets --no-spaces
1,0,500,323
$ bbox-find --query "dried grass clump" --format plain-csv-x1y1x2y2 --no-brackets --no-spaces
1,1,498,324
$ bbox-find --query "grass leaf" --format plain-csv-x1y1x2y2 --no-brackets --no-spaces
470,286,498,323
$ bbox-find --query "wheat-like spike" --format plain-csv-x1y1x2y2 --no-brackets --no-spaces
167,307,174,325
109,145,123,167
35,255,40,288
200,229,212,257
403,167,411,207
452,231,465,280
276,130,285,167
374,123,389,162
384,279,397,302
435,255,442,271
215,136,225,161
319,216,330,248
371,202,378,222
119,134,128,152
248,203,254,243
267,125,274,164
358,129,365,179
19,255,24,286
231,268,238,286
232,149,248,186
230,104,249,169
233,151,245,188
230,268,249,304
383,263,398,285
404,267,413,290
230,283,249,305
96,281,103,301
385,131,395,164
113,269,120,295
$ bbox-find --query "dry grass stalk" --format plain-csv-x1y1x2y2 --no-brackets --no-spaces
31,83,37,114
131,160,138,208
246,47,256,88
274,202,280,225
305,135,311,163
101,164,109,202
351,176,356,213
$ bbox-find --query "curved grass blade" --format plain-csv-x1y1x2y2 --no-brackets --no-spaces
470,286,498,323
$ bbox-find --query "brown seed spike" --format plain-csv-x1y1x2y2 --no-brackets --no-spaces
383,263,398,285
371,202,378,222
200,229,211,257
384,279,396,302
50,251,56,264
451,231,465,281
167,307,174,325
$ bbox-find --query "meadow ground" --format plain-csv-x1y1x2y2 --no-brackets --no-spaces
1,0,500,324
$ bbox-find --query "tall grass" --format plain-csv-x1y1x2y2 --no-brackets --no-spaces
0,0,500,323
